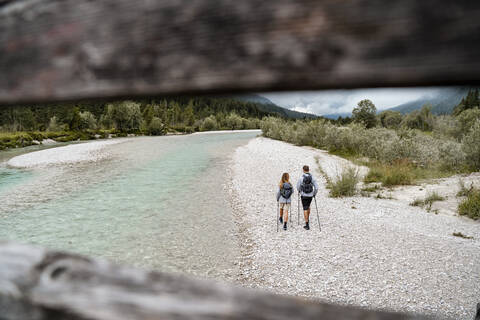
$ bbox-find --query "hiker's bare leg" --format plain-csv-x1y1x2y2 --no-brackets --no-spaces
279,208,283,218
304,209,310,222
284,210,288,222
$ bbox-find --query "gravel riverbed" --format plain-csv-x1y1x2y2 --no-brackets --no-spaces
228,137,480,320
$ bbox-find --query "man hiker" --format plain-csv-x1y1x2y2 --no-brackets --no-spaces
297,165,319,230
276,172,293,230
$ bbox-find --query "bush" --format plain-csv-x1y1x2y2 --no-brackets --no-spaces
184,126,195,134
409,191,445,211
47,116,65,132
104,101,142,132
457,107,480,137
200,116,217,131
364,163,414,187
381,167,414,187
148,117,165,135
261,116,470,182
401,105,434,131
462,119,480,170
224,113,243,130
458,189,480,220
378,110,403,129
457,179,475,197
328,167,359,197
433,115,461,140
78,111,97,130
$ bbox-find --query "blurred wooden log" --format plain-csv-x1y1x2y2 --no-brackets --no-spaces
0,0,480,104
0,241,428,320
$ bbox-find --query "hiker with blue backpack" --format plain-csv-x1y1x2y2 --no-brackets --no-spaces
276,172,293,230
297,165,319,230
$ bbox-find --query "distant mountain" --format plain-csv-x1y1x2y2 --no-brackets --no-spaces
322,112,351,120
232,94,318,119
386,87,472,115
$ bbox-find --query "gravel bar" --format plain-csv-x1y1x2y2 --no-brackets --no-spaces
228,137,480,320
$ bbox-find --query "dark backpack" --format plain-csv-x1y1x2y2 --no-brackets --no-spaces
302,173,313,193
280,182,293,199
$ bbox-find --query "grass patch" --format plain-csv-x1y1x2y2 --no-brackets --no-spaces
409,191,445,211
410,198,425,207
452,232,474,239
363,160,458,187
364,162,414,187
456,179,475,197
458,188,480,220
361,185,380,193
328,149,358,161
328,167,360,198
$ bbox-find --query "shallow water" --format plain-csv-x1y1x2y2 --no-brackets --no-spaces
0,131,259,280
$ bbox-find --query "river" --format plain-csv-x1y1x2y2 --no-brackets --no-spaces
0,131,259,281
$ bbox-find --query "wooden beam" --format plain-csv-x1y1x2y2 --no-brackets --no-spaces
0,0,480,104
0,241,428,320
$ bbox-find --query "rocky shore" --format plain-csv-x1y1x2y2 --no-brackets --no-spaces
7,139,129,168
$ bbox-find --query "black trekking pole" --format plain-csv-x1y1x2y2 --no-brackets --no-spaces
276,201,279,232
314,196,321,231
297,193,300,226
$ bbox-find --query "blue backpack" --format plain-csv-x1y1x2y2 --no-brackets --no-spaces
280,182,293,199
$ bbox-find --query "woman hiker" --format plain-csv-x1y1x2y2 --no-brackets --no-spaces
276,172,293,230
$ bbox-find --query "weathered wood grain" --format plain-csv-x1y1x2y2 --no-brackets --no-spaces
1,0,480,104
0,241,429,320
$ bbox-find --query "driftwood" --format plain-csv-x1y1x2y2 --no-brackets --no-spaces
1,0,480,104
0,241,429,320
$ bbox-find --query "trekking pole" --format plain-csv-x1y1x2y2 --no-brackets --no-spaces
314,196,321,231
276,201,279,232
297,193,300,226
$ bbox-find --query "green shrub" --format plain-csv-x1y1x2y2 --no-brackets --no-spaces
381,168,413,187
457,179,474,197
364,167,384,183
328,167,359,197
148,117,165,135
423,192,445,209
184,126,194,134
200,116,217,131
462,119,480,170
364,163,414,187
410,198,424,207
410,191,445,210
458,189,480,220
78,111,97,130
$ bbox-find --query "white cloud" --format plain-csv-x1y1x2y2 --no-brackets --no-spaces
260,88,441,115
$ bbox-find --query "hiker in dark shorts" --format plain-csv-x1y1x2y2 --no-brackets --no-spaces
276,172,293,230
296,165,319,230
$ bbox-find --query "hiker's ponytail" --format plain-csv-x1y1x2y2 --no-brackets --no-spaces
279,172,290,188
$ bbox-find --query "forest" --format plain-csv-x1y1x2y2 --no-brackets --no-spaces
0,96,280,149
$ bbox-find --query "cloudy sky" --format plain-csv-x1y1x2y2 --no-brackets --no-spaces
260,87,442,116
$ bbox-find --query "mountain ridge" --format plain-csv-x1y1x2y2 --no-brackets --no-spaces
232,94,318,119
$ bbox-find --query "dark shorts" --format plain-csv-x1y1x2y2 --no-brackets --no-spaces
301,196,313,210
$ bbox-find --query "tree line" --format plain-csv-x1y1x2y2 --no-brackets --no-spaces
331,89,480,138
0,96,277,135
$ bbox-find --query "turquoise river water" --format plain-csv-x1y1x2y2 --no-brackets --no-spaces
0,131,259,280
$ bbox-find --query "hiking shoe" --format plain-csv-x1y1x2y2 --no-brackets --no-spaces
283,223,287,230
303,223,310,230
279,216,283,224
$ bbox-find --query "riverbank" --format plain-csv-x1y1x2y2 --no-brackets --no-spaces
6,139,130,168
228,137,480,320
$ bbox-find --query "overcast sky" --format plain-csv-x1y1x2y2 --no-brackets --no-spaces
260,88,442,115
